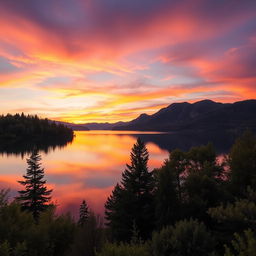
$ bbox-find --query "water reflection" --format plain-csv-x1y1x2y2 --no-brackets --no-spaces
132,131,236,153
0,131,168,217
0,137,73,157
0,130,234,217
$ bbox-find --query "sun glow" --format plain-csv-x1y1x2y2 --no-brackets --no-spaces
0,1,255,122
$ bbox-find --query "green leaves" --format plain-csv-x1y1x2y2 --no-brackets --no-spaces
224,229,256,256
105,138,155,242
229,130,256,196
152,219,214,256
96,242,150,256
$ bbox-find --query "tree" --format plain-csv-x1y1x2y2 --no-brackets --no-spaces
105,138,155,242
0,200,75,256
16,151,52,220
152,219,215,256
224,229,256,256
78,200,89,226
179,144,225,222
229,130,256,196
208,187,256,247
96,242,150,256
70,211,104,256
0,189,10,208
154,159,180,228
183,171,224,222
105,183,129,241
0,241,11,256
186,143,216,173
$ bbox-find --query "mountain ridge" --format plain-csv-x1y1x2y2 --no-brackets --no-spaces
56,99,256,132
112,99,256,132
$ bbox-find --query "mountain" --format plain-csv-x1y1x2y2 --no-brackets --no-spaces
53,121,126,131
53,121,90,131
84,121,125,130
112,99,256,132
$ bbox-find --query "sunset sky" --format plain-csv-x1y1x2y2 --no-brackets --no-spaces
0,0,255,123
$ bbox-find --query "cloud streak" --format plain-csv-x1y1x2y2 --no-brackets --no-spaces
0,0,255,122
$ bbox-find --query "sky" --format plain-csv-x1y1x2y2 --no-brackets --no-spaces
0,0,255,123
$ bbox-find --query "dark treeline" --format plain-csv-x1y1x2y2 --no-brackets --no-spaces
0,114,74,155
103,130,256,256
1,130,256,255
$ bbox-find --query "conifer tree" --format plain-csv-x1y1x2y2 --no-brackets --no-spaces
229,130,256,196
16,150,52,220
105,183,128,241
78,200,89,226
105,138,155,241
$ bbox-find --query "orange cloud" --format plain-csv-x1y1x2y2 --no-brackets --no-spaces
0,0,255,122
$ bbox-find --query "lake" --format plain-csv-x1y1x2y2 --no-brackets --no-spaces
0,130,234,217
0,131,169,217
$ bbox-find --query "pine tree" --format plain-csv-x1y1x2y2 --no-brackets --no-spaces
16,150,52,220
105,138,155,241
155,160,180,228
78,200,89,226
229,130,256,196
105,183,129,241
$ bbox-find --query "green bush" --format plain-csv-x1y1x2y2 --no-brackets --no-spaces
0,241,11,256
152,219,214,256
96,242,150,256
224,229,256,256
0,202,75,256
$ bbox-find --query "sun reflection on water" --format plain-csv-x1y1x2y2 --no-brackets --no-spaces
0,131,169,217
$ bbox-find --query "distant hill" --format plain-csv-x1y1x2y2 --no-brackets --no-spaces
83,122,125,130
0,114,74,155
54,121,128,131
112,99,256,132
53,121,90,131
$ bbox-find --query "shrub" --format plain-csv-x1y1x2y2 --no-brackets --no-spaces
96,242,150,256
224,229,256,256
152,218,214,256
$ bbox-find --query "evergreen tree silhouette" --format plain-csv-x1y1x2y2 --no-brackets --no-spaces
17,150,52,220
78,200,89,226
105,138,155,241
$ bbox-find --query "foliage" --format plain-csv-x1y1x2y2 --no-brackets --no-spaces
105,138,155,241
0,200,75,256
154,143,226,228
152,219,214,256
209,188,256,227
224,229,256,256
0,188,10,207
78,200,89,226
2,128,256,255
154,159,180,228
0,241,11,256
70,212,104,256
0,113,73,141
182,170,225,221
16,151,52,220
208,187,256,249
105,183,128,241
229,130,256,196
96,242,150,256
186,143,217,172
0,113,74,155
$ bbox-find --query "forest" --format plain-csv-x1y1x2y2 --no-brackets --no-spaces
0,114,74,155
0,130,256,256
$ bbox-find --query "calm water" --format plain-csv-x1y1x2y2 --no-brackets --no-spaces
0,131,169,217
0,130,235,217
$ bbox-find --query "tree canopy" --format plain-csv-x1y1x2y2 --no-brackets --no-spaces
105,138,155,241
